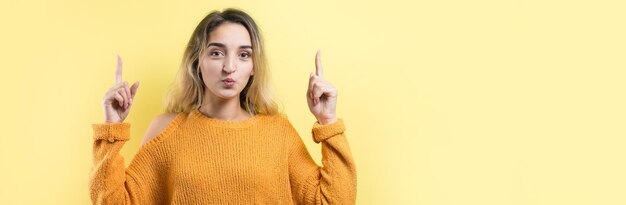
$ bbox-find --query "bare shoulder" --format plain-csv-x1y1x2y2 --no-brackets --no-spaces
141,112,180,146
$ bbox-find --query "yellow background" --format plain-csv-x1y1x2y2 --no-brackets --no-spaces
1,0,625,204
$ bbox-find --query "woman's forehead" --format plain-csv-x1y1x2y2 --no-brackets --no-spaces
208,22,251,47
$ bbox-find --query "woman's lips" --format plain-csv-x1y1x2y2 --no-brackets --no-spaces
223,78,235,87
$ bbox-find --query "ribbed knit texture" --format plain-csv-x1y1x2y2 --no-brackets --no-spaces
89,109,356,204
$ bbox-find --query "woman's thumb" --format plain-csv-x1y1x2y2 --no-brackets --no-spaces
130,81,140,98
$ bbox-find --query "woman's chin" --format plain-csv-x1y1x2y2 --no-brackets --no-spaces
215,90,241,100
206,85,242,101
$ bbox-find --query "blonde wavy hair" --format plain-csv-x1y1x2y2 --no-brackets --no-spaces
163,8,279,115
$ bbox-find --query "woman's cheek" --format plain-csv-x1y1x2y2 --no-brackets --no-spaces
243,61,254,74
207,60,223,70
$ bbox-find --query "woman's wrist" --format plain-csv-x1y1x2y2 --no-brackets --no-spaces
318,118,337,125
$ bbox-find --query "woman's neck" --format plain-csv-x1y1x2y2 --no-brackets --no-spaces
198,96,251,121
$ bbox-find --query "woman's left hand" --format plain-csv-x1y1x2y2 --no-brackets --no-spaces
307,50,338,125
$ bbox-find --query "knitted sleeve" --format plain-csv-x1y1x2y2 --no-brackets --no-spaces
88,122,142,204
287,119,357,205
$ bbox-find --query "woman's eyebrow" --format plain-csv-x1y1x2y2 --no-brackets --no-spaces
208,43,252,49
207,43,226,48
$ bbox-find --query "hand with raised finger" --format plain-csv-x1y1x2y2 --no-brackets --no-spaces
307,50,338,125
102,55,140,123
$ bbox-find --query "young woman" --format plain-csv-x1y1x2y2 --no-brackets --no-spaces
89,8,356,204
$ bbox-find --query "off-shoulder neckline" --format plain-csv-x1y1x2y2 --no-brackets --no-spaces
188,109,262,128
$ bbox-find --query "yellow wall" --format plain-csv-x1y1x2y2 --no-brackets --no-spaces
1,0,625,204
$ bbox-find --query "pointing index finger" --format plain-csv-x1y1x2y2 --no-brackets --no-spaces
315,50,323,77
116,55,123,84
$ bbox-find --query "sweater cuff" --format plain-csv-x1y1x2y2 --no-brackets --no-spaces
92,123,131,143
311,119,345,143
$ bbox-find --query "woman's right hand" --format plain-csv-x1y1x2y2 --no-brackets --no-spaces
102,55,140,123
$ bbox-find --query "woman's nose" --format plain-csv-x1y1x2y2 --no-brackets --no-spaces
223,56,236,74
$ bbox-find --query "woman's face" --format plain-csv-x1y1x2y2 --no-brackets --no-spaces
199,22,254,102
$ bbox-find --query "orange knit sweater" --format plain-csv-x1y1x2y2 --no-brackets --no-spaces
89,110,356,204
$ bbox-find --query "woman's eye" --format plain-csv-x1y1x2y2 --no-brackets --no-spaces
240,52,251,58
210,51,222,56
